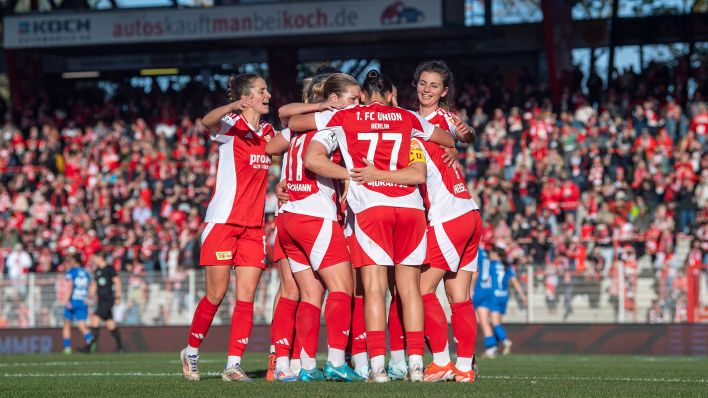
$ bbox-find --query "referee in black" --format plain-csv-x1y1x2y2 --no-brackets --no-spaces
86,252,125,353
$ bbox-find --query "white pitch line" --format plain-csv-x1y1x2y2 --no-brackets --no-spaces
0,359,223,367
1,372,706,383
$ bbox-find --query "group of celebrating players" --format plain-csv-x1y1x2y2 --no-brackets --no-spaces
179,60,514,383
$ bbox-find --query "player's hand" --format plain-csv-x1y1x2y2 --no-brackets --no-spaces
230,98,256,113
441,146,459,168
350,158,380,184
452,114,474,142
340,178,350,205
318,98,344,111
275,180,289,204
66,302,72,309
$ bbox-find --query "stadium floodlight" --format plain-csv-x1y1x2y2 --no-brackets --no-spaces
140,68,180,76
61,71,100,79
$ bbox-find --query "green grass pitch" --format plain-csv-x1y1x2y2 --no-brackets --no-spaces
1,352,706,397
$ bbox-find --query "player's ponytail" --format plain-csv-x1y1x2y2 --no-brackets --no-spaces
362,70,393,102
302,73,330,104
413,60,454,110
227,73,260,104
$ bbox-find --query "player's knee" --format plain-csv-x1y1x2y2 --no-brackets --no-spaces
446,289,470,304
280,284,300,301
205,289,227,305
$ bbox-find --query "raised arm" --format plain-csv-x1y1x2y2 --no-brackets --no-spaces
202,99,255,133
279,100,339,127
287,114,317,133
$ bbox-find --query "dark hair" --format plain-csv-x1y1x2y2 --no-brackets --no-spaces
413,60,454,110
227,73,261,103
362,70,393,99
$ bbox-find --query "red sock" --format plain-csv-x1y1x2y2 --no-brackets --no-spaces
367,330,386,358
350,296,367,356
450,301,477,358
187,296,220,347
227,300,254,356
423,292,449,354
271,297,298,358
387,294,406,351
295,301,321,359
406,331,425,356
325,292,352,351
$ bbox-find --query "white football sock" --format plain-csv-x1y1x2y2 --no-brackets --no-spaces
226,355,241,368
327,348,346,367
389,349,406,364
185,345,198,356
352,352,369,370
371,355,385,370
275,356,290,370
456,356,473,372
408,354,423,368
433,344,451,366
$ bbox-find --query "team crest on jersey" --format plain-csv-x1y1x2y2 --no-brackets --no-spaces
215,251,233,261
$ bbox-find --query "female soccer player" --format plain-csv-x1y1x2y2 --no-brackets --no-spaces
268,73,363,382
180,73,274,383
359,62,479,382
298,70,454,383
412,60,481,382
473,246,527,358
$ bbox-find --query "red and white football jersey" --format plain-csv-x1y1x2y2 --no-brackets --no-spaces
312,102,435,214
204,113,273,227
275,128,291,216
419,108,479,225
280,130,338,220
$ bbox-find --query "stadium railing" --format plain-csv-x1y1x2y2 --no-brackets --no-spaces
2,263,702,328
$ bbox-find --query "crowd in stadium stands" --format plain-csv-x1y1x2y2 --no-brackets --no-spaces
1,55,706,326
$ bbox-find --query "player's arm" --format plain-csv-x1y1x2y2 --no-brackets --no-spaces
350,160,426,185
429,126,456,147
470,272,478,296
113,275,123,303
450,114,476,143
304,141,349,180
287,114,317,132
65,279,74,308
202,98,255,133
265,130,291,155
510,276,527,306
89,280,97,301
279,100,340,127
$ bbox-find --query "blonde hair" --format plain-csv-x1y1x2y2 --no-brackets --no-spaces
323,73,359,98
301,74,330,103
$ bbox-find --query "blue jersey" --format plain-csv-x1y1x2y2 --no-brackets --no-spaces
493,263,516,300
474,248,494,299
66,267,91,302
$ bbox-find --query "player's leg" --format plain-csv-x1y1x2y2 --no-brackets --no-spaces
223,265,263,382
443,269,477,381
317,259,361,381
477,306,497,358
62,314,72,354
391,207,427,382
291,267,325,381
349,266,368,377
361,264,390,382
394,263,425,381
386,270,407,380
75,303,93,348
491,310,511,354
88,313,101,351
105,318,124,352
181,264,230,381
270,257,299,380
420,265,454,382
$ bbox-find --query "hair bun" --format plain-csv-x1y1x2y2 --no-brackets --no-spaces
367,70,380,79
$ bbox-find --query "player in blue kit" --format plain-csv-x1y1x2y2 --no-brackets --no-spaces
62,251,93,354
472,246,526,358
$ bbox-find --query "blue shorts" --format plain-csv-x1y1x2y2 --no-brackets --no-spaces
473,294,502,313
494,298,509,315
64,301,88,322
